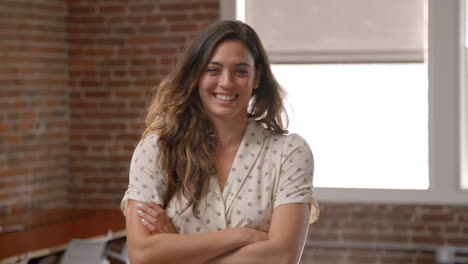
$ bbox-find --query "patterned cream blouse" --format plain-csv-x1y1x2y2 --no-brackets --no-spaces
121,120,319,233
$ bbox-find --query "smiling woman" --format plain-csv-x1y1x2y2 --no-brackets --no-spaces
121,20,319,264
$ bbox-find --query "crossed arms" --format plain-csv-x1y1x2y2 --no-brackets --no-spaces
125,199,311,264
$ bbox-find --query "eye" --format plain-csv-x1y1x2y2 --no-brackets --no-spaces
236,69,249,76
206,68,220,74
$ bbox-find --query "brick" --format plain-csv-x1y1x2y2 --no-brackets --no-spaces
99,5,126,14
459,213,468,223
114,26,136,35
199,2,218,10
343,232,376,243
100,102,126,109
87,48,114,57
425,224,442,233
99,71,112,78
148,47,178,54
80,80,102,88
70,166,97,173
0,168,28,178
71,144,88,152
347,255,379,263
127,35,159,45
106,80,130,88
191,13,218,20
68,37,96,45
70,58,97,67
421,213,455,223
114,90,143,98
169,23,199,32
165,14,190,22
69,6,96,14
127,16,143,24
129,4,155,13
320,209,352,218
130,58,157,66
376,234,409,244
91,145,105,152
0,124,10,133
444,224,460,233
308,231,340,242
85,91,110,98
70,101,98,109
412,235,444,244
108,17,124,24
160,3,194,12
145,15,162,23
100,38,126,46
118,48,145,56
447,236,468,246
84,112,113,119
19,122,34,132
140,25,166,34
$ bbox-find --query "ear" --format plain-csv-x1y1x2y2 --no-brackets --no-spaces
254,64,262,89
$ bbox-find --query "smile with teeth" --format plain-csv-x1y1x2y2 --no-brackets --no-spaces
214,93,237,101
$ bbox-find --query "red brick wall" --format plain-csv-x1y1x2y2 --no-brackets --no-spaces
0,0,219,213
301,203,468,264
0,0,69,215
67,0,219,208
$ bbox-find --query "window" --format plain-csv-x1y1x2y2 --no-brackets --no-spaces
221,0,468,204
272,63,428,190
229,0,429,190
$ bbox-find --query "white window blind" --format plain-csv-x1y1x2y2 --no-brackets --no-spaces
245,0,425,63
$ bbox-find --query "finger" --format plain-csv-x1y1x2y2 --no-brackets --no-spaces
140,218,156,232
160,221,176,233
156,223,169,233
136,202,160,218
155,215,177,233
147,202,164,214
137,209,158,225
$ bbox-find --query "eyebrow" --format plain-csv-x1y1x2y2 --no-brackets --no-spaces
208,61,252,68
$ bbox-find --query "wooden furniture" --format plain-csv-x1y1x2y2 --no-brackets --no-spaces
0,209,126,264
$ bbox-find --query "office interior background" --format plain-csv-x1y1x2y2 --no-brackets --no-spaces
1,0,467,263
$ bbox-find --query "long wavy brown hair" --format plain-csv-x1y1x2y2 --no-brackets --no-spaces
142,20,288,214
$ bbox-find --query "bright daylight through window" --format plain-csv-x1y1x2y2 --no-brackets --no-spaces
237,0,429,189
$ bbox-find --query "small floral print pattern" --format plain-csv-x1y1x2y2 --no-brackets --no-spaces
121,120,319,234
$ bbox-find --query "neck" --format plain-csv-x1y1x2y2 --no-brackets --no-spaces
211,116,248,151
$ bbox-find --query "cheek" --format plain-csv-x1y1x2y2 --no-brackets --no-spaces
199,77,216,93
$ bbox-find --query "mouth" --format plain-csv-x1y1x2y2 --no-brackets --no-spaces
214,93,238,101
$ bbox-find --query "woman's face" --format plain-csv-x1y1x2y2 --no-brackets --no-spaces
198,40,260,124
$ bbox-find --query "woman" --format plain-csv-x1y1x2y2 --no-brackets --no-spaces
121,20,319,264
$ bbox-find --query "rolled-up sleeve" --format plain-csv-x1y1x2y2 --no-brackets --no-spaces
274,134,319,224
121,133,165,215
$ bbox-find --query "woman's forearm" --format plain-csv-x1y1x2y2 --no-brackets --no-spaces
209,239,298,264
126,200,268,264
209,203,312,264
129,227,250,264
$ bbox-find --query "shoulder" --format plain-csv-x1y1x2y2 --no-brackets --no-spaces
268,132,311,151
131,132,160,161
137,132,159,147
267,133,313,166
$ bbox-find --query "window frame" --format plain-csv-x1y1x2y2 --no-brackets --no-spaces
220,0,468,205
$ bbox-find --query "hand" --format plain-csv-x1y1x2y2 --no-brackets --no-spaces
136,201,177,234
239,227,268,245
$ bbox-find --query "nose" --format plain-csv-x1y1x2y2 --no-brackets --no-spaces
219,70,234,89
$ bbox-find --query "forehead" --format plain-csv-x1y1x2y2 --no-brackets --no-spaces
208,40,254,64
